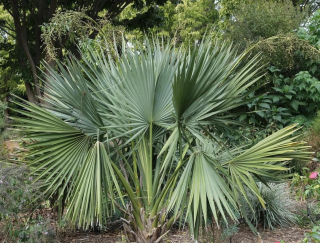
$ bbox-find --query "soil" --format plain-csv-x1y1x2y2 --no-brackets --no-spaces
57,200,311,243
0,205,312,243
230,225,309,243
57,225,309,243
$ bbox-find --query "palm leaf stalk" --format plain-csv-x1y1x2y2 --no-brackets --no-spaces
12,38,310,242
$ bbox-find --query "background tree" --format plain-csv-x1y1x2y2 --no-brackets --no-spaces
121,0,219,45
0,6,25,100
0,0,170,103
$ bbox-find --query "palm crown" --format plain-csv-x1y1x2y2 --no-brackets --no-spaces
13,38,310,242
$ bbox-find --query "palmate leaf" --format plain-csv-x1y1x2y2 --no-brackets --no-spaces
67,141,122,226
225,124,311,207
12,99,121,227
168,152,237,226
79,38,180,142
169,124,310,234
42,58,104,138
172,40,263,131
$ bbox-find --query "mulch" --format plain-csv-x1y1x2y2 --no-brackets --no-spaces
57,225,309,243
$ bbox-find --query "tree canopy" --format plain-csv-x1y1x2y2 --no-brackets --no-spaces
0,0,170,103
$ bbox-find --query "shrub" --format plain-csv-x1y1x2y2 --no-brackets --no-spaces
303,226,320,243
4,217,57,243
311,111,320,136
226,0,306,48
0,163,55,242
247,183,297,229
0,163,32,217
302,112,320,165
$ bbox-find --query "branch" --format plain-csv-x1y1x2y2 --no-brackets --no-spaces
0,20,15,33
105,0,133,19
5,24,15,32
0,26,15,38
5,7,13,16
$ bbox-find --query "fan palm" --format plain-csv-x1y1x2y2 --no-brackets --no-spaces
13,38,310,242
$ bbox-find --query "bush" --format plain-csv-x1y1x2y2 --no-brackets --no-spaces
0,163,33,217
311,111,320,136
247,183,297,229
4,216,57,243
0,163,56,242
303,112,320,163
229,9,320,136
226,0,306,49
303,226,320,243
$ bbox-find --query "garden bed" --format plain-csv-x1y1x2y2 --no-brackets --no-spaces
57,226,309,243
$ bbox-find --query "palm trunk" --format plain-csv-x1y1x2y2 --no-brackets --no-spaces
122,208,171,243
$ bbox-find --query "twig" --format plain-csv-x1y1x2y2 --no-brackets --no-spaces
107,194,129,216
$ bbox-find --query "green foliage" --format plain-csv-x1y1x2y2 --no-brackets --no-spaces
123,0,219,45
168,0,218,44
218,0,246,20
242,92,292,129
0,6,26,99
292,71,320,110
12,38,311,241
41,10,99,60
4,217,56,243
239,66,319,136
0,164,33,218
219,221,239,241
302,112,320,159
291,168,320,201
303,226,320,243
247,183,297,229
212,0,320,140
41,10,125,61
311,111,320,135
0,0,172,102
221,0,306,46
268,68,320,115
255,34,319,73
297,9,320,49
291,167,320,231
225,126,273,148
0,163,55,242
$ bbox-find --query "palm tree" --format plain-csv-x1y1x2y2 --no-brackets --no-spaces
13,38,310,242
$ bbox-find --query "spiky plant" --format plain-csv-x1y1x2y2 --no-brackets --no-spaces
12,38,310,242
247,183,297,230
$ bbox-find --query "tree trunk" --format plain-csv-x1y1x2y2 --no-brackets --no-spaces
43,57,55,93
9,0,40,104
20,33,42,103
24,80,37,104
